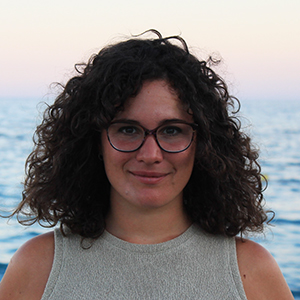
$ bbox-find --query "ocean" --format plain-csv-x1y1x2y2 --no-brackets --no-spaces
0,97,299,298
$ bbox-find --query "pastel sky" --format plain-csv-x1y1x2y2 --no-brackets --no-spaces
1,0,299,101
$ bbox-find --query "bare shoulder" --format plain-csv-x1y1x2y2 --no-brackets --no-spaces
235,237,294,300
0,231,54,300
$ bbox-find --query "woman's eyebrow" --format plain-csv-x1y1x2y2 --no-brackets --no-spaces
158,118,190,126
111,118,140,125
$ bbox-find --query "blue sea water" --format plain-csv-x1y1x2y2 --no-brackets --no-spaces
0,97,299,298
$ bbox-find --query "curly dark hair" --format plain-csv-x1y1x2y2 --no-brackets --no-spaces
11,29,273,239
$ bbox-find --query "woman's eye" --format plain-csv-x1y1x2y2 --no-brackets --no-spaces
119,126,140,135
161,126,181,136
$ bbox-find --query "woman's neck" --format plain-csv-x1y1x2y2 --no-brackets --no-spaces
105,201,191,244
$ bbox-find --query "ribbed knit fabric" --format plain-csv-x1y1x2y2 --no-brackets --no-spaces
41,224,247,299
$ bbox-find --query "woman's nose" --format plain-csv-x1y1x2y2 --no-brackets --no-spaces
135,135,163,164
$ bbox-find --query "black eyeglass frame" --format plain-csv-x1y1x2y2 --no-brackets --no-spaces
106,121,198,153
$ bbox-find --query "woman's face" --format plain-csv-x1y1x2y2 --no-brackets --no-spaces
101,80,196,212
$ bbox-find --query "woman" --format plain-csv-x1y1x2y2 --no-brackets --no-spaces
0,30,293,299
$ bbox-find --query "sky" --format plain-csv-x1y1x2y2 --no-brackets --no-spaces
1,0,300,102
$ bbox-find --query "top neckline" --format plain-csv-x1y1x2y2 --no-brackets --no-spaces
100,224,200,253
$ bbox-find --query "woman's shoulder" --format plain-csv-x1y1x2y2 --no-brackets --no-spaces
0,231,55,300
235,237,294,300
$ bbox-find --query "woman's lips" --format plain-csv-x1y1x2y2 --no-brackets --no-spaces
129,171,169,184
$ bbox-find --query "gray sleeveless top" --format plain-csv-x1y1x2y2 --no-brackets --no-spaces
41,224,247,299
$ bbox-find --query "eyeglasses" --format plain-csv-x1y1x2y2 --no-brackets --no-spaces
106,121,198,153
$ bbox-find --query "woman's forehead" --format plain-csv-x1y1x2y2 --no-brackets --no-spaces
113,80,193,124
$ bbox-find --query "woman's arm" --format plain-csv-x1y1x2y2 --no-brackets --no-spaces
236,237,294,300
0,231,54,300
